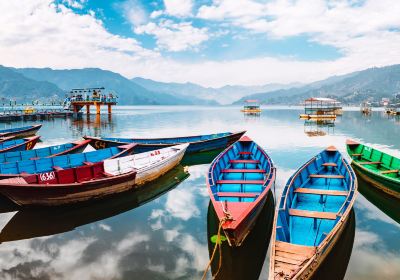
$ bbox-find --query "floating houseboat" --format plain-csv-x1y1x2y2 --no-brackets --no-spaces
241,100,262,114
300,98,341,119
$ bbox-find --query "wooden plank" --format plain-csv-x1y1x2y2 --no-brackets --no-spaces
380,169,399,174
294,188,348,196
359,161,381,165
275,241,316,255
322,162,337,167
289,209,337,220
216,192,259,198
275,250,311,261
274,255,304,265
309,174,344,179
350,153,362,156
229,159,260,164
216,180,264,184
221,169,265,173
238,151,252,155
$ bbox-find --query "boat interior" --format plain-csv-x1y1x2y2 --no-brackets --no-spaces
0,147,126,175
209,138,273,203
348,144,400,178
0,138,27,150
276,149,356,247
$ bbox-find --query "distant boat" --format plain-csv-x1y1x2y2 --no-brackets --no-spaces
300,98,340,119
360,101,372,114
0,125,42,138
0,139,91,164
0,136,40,154
346,139,400,199
84,131,246,154
241,100,262,114
269,146,357,280
0,144,187,206
206,135,276,246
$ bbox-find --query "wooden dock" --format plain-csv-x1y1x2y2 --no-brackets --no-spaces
0,109,74,122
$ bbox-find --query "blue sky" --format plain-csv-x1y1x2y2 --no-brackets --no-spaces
1,1,400,86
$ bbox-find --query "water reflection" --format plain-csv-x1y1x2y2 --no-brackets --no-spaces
71,114,116,137
303,119,335,137
357,176,400,224
206,191,274,280
182,149,223,166
0,165,189,243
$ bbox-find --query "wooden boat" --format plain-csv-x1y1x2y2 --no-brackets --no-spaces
0,144,187,206
0,139,91,163
0,136,40,154
0,144,134,177
346,139,400,198
0,124,42,138
269,146,357,280
0,136,15,143
84,131,246,154
206,136,276,247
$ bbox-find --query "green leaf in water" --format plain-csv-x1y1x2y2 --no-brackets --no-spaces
210,235,227,244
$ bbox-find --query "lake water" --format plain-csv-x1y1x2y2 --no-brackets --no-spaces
0,106,399,280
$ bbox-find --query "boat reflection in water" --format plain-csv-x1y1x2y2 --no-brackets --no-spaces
206,191,274,280
181,149,223,166
357,175,400,224
309,209,355,280
0,165,189,243
71,114,115,137
304,119,335,137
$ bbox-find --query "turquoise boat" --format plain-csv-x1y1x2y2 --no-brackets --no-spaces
269,146,357,280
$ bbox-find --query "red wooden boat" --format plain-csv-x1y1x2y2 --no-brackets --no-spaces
0,136,40,153
206,136,276,246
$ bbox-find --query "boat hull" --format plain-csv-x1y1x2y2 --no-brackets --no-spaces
0,172,136,207
85,131,245,154
0,125,42,138
352,163,400,199
0,136,40,153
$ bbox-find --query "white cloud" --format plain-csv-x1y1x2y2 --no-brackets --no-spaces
120,0,148,26
135,20,208,52
164,0,193,17
63,0,86,9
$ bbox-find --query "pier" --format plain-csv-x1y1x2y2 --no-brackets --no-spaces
0,108,73,122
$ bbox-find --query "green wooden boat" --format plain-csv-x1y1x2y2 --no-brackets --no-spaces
346,139,400,199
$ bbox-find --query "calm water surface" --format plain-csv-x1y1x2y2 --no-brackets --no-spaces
0,106,399,280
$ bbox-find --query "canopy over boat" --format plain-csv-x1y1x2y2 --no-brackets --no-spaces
207,135,276,246
84,131,245,154
0,136,40,154
346,139,400,198
270,146,357,280
0,139,91,164
0,125,42,138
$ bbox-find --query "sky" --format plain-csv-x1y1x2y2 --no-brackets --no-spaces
1,0,400,87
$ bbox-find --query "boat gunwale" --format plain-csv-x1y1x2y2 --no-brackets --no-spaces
0,136,40,153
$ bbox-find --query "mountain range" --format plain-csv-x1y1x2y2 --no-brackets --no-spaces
1,64,400,105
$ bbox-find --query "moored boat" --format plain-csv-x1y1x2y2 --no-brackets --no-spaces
0,125,42,138
84,131,246,154
0,136,40,153
0,139,91,163
0,144,188,206
269,146,357,280
206,136,276,247
346,139,400,198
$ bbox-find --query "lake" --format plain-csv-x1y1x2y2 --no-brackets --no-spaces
0,106,399,280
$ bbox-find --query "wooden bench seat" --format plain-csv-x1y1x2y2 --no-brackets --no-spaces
229,160,260,164
359,161,382,165
222,169,265,173
322,162,337,167
380,169,399,174
294,188,348,196
289,209,337,220
216,180,264,184
216,192,259,198
309,174,345,179
350,153,363,157
238,151,252,155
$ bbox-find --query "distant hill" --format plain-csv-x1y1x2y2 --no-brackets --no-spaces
234,65,400,104
14,67,217,105
132,77,301,105
0,66,63,103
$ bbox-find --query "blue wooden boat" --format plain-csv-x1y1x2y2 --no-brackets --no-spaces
0,139,91,164
269,146,357,280
0,125,42,138
84,131,246,154
206,136,276,247
0,136,40,154
0,144,135,177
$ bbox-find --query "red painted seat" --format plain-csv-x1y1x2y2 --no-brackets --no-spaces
229,160,260,164
75,165,93,182
222,169,265,173
57,169,76,184
238,152,252,155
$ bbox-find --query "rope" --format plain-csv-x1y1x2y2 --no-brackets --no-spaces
202,214,232,280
